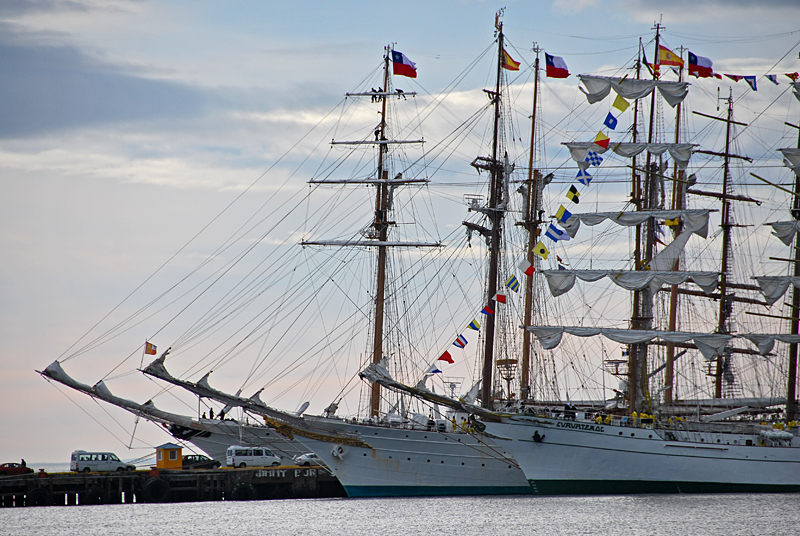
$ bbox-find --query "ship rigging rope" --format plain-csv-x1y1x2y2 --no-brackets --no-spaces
256,223,482,400
99,186,318,382
729,37,800,145
255,222,485,406
100,102,384,381
46,378,146,451
170,243,369,387
61,94,352,365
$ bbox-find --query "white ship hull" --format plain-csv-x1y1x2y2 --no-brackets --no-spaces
484,415,800,494
296,420,532,497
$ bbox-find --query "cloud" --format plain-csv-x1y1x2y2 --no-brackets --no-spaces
622,0,800,25
552,0,599,13
0,0,92,17
0,29,209,138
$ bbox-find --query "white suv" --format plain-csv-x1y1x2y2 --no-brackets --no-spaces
226,446,281,468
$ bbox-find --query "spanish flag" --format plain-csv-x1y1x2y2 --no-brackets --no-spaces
502,49,520,71
145,341,157,355
659,45,683,67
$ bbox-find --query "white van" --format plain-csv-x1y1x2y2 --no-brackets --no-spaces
70,450,135,472
226,446,281,468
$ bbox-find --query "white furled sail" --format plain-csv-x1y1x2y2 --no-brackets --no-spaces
564,141,696,171
560,209,711,239
779,147,800,174
740,334,800,355
768,221,800,246
540,270,718,297
754,276,800,306
142,353,305,425
578,75,689,107
41,360,196,428
526,326,731,361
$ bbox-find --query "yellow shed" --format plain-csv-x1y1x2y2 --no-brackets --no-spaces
155,443,183,469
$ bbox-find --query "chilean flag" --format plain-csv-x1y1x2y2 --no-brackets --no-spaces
688,52,720,79
545,53,570,78
391,50,417,78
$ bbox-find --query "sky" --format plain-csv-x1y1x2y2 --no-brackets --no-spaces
3,0,800,465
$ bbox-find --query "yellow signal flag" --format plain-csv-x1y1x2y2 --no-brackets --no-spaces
664,218,680,226
612,94,630,113
533,241,550,260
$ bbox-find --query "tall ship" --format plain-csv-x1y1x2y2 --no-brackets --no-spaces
40,14,538,496
470,28,800,493
41,19,800,496
358,25,800,493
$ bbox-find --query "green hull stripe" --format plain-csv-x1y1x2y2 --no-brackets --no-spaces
344,485,533,498
528,479,800,495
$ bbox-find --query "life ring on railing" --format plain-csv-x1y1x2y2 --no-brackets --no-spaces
142,477,170,503
229,483,258,501
331,444,345,459
27,487,53,507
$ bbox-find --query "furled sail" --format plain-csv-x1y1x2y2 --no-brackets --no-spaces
578,75,689,107
793,81,800,104
768,221,800,246
754,276,800,306
526,326,731,361
564,142,696,171
141,353,305,425
540,270,718,297
358,359,497,421
779,147,800,174
560,209,711,239
40,360,196,428
740,334,800,355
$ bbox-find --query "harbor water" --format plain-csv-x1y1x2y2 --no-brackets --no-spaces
3,493,799,536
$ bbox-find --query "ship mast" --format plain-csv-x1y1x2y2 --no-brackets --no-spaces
370,49,392,417
685,93,755,398
664,47,686,404
304,47,437,418
713,89,735,399
479,14,507,409
520,46,541,399
627,41,643,412
786,111,800,420
630,24,663,414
